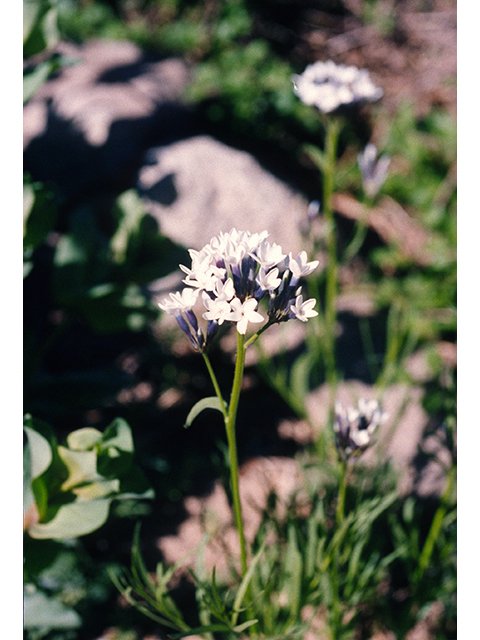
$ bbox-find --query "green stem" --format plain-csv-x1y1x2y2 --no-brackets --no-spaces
225,331,248,576
375,300,403,391
327,459,349,640
322,116,341,391
202,352,228,420
342,195,373,264
336,460,348,527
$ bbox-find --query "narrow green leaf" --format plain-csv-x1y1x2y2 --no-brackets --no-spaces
284,524,303,619
302,143,327,173
232,541,266,626
209,567,225,614
169,623,231,638
233,619,260,633
184,397,226,428
290,351,311,403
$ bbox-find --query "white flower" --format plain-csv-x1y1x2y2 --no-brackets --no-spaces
292,60,383,114
226,298,264,335
357,398,386,431
158,288,199,315
334,399,387,460
357,143,391,200
202,293,234,325
289,294,318,322
289,251,319,279
180,253,225,291
209,228,269,263
256,267,281,292
252,240,286,270
212,278,235,302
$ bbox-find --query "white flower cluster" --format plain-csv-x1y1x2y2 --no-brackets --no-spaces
357,143,391,200
159,229,319,350
334,399,386,460
292,60,383,114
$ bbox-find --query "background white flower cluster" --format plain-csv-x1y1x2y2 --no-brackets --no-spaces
159,228,319,348
334,399,387,459
293,60,383,114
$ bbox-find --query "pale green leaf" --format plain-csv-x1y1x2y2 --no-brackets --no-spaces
184,397,226,428
169,624,231,639
101,417,134,452
57,446,101,491
66,427,103,451
24,425,53,480
73,478,120,500
24,587,81,629
28,498,112,539
233,619,260,633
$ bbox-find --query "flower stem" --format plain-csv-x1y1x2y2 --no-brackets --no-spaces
225,330,248,576
329,460,349,640
202,352,228,420
336,459,348,526
322,116,341,391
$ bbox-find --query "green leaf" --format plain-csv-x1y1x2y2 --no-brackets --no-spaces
23,60,53,102
57,445,100,491
23,0,42,43
24,425,53,480
233,619,260,633
23,177,58,250
101,418,134,453
66,427,103,451
290,351,311,404
184,397,226,428
232,541,266,626
169,624,232,639
28,498,112,539
302,143,327,173
24,586,81,630
110,189,147,263
284,524,303,619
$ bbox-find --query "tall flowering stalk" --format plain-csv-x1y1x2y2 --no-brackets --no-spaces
328,398,387,639
159,228,319,575
341,142,391,263
293,61,383,396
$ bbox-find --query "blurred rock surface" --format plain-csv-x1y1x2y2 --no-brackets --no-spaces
137,135,309,255
24,39,193,202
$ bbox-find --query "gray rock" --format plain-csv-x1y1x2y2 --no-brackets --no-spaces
24,39,193,202
137,135,310,255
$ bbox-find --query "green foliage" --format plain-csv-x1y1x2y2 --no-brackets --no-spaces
23,175,59,277
23,416,153,640
24,0,60,59
24,538,115,640
55,0,322,144
112,462,422,640
23,0,75,103
56,0,124,42
24,414,154,539
383,104,457,229
51,190,186,335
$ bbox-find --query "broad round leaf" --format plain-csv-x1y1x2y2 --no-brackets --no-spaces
28,498,112,539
